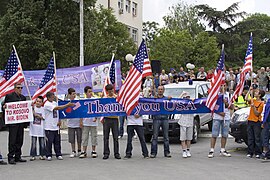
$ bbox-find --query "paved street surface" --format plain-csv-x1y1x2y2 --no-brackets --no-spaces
0,127,269,180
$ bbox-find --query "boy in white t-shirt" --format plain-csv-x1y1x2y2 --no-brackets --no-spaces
79,86,98,158
178,92,194,158
67,88,82,158
44,91,74,161
30,96,46,161
124,114,149,159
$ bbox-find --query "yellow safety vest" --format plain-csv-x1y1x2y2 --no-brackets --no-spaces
234,95,248,108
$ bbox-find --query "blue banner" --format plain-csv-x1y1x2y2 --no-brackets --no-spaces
0,60,122,94
58,96,223,119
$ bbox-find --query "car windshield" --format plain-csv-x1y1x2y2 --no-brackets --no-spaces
164,88,195,98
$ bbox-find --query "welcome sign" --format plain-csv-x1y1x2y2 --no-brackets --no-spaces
5,101,34,124
58,96,223,119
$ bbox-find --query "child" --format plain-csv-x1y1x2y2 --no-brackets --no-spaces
44,91,74,161
79,86,98,158
102,84,120,160
178,92,194,158
30,96,46,161
67,88,82,158
245,88,265,158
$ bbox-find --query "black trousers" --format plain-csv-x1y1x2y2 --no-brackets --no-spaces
45,130,62,157
103,118,119,156
8,124,25,160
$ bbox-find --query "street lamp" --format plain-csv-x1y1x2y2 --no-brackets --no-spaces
125,54,135,66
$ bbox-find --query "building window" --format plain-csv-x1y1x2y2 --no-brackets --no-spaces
118,0,124,9
132,2,137,16
132,28,138,42
125,0,131,13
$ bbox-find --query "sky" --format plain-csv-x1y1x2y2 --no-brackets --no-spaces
143,0,270,26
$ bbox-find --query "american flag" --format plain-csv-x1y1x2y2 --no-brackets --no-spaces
0,47,25,98
32,57,56,102
229,34,253,107
206,46,225,112
117,39,151,115
102,54,116,97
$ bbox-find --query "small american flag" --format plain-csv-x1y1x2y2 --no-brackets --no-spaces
102,54,116,96
0,47,25,98
32,57,56,102
117,39,151,115
229,34,252,107
206,46,225,112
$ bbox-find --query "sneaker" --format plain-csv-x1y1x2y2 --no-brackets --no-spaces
118,136,123,139
0,160,7,165
255,155,260,159
143,155,149,159
208,151,214,158
220,150,231,157
115,155,121,159
247,154,253,158
47,156,52,161
261,152,267,160
182,151,187,158
70,151,76,158
186,151,191,157
103,155,109,160
39,156,45,160
91,151,98,158
165,153,172,158
150,154,156,158
30,157,36,161
57,156,63,160
124,155,131,160
79,152,87,158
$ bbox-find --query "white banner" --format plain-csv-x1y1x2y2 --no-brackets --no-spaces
5,101,33,124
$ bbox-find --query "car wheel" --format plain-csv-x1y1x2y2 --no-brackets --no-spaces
144,134,152,143
191,119,200,144
208,120,213,131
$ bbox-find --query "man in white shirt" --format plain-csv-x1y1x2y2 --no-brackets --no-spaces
67,88,82,158
208,84,233,158
79,86,98,158
44,91,74,161
124,114,149,159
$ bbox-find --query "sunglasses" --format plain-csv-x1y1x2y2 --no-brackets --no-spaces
16,87,23,89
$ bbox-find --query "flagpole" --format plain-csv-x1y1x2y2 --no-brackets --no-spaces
53,51,58,104
13,45,32,99
221,44,225,93
250,32,253,92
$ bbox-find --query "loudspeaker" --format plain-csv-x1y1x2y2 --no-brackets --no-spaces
151,60,161,74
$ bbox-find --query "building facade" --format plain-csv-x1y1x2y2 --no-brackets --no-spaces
96,0,143,45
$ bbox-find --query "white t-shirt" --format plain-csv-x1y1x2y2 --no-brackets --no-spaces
178,114,194,127
82,97,98,126
67,118,81,128
127,115,143,126
30,106,45,137
44,101,59,131
83,117,98,127
213,92,231,121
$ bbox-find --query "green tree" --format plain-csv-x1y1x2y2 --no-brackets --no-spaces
150,29,219,71
163,1,205,36
142,21,160,47
195,2,246,32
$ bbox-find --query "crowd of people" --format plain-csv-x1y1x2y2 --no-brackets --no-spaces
134,66,270,98
0,64,270,165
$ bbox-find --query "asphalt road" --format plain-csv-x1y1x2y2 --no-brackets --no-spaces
0,128,269,180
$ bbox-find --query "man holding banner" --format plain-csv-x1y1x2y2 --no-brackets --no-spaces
3,82,28,164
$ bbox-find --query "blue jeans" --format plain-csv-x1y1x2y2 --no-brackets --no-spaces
211,119,230,138
151,119,170,156
119,116,126,137
30,136,45,157
126,125,148,157
247,121,262,155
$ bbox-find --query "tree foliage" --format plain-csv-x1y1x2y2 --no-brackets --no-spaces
0,0,136,70
163,1,205,36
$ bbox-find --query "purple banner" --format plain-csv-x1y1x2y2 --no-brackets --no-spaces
0,61,122,95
